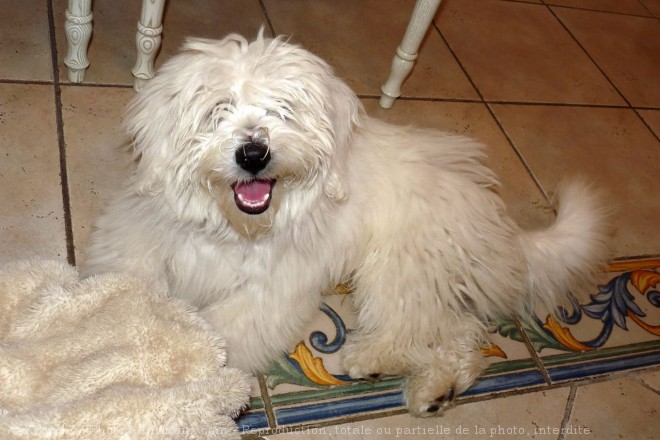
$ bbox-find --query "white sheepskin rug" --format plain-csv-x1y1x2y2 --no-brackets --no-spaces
0,259,251,439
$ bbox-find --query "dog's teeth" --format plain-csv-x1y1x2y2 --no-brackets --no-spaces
237,193,269,207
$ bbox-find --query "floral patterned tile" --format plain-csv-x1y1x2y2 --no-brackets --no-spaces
236,258,660,432
492,259,660,384
247,290,542,431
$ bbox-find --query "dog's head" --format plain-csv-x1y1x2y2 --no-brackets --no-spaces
126,32,362,236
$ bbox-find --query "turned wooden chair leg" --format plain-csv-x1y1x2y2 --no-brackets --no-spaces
380,0,442,109
64,0,93,83
132,0,167,91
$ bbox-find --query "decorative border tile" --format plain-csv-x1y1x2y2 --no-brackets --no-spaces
543,340,660,383
238,259,660,432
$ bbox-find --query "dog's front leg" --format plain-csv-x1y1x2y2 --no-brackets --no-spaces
200,287,321,374
343,254,488,416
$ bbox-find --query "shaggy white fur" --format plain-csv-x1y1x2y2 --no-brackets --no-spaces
83,33,611,417
0,259,250,439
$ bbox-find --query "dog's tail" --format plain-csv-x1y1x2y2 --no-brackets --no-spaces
517,179,612,313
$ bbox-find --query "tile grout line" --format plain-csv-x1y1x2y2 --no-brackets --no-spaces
256,374,278,430
514,316,554,384
627,370,660,395
542,6,630,108
541,0,660,19
46,0,76,266
485,102,552,202
257,0,277,37
544,4,660,144
557,384,578,440
358,93,660,112
4,77,659,113
431,20,553,203
0,78,135,89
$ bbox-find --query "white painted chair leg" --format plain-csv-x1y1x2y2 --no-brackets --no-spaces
380,0,442,108
64,0,93,83
132,0,167,91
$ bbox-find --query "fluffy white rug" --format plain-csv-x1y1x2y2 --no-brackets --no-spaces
0,259,250,439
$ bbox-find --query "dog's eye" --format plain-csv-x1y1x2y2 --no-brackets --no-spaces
267,109,290,121
209,99,233,126
267,101,293,122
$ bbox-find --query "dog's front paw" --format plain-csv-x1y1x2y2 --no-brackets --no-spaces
405,367,459,417
341,349,386,381
341,339,406,381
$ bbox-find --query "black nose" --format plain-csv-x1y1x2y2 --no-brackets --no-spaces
235,142,271,174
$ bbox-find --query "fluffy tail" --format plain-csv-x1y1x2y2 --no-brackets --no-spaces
517,180,613,314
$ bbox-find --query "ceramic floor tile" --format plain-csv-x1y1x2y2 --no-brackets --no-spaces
59,86,135,263
553,7,660,107
265,387,571,439
632,369,660,391
568,378,659,439
3,0,660,437
637,110,660,138
0,84,66,264
490,104,660,258
362,99,552,230
437,0,624,105
639,0,660,16
263,0,478,99
545,0,654,15
53,0,267,85
0,0,52,81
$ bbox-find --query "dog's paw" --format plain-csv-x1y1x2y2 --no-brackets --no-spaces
342,352,385,381
404,367,459,417
424,387,456,415
341,339,406,381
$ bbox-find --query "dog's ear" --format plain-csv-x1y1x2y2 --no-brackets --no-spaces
326,76,362,155
322,76,362,203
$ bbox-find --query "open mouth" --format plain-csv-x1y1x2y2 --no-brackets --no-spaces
231,179,275,215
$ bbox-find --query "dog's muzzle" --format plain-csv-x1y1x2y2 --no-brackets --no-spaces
232,142,275,215
235,142,271,174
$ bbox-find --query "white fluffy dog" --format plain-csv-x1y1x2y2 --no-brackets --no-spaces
84,33,610,416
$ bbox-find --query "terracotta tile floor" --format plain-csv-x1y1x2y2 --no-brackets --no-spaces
2,0,659,438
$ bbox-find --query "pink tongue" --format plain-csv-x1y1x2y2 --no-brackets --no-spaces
234,180,272,202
